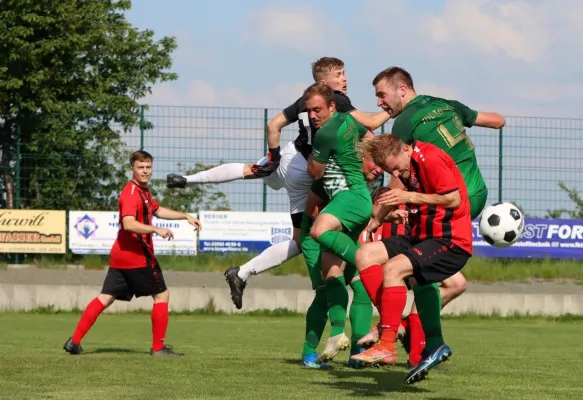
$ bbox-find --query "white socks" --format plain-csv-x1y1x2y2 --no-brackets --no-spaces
237,240,301,281
184,163,245,184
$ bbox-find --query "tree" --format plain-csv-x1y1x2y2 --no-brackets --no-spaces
150,162,231,212
0,0,177,210
546,181,583,219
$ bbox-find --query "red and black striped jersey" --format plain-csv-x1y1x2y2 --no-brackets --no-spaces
109,181,160,269
400,141,472,254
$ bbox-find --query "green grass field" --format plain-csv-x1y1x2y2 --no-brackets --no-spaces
3,253,583,283
1,313,582,399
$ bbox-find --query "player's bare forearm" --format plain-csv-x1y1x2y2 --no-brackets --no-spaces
154,207,189,220
267,112,290,149
122,217,158,235
475,112,505,129
307,156,326,180
409,191,461,208
350,110,391,131
375,204,393,222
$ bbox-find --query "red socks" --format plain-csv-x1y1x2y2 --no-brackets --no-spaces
379,286,407,345
72,298,106,344
151,302,169,351
407,313,426,365
359,265,384,306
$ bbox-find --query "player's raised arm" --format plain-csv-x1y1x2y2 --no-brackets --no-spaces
349,109,391,132
267,111,292,151
474,111,505,129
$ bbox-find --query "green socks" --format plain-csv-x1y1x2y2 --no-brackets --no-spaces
413,283,444,349
349,278,373,350
316,230,358,266
326,275,349,337
302,287,328,357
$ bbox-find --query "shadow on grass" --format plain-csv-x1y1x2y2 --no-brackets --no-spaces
283,358,431,396
90,348,149,355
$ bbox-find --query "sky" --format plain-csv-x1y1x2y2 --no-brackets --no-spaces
122,0,583,216
127,0,583,117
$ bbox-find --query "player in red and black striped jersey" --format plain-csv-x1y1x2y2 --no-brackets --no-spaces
63,151,200,357
351,135,472,385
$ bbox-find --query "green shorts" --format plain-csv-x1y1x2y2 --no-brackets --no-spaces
320,188,372,239
469,186,488,220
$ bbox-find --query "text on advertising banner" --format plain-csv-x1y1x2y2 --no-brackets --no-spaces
68,211,198,255
0,210,67,254
472,217,583,259
198,211,293,253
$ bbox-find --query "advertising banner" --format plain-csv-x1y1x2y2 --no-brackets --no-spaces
69,211,198,255
0,210,66,254
198,211,293,253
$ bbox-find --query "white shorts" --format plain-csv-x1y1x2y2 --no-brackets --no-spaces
259,141,312,214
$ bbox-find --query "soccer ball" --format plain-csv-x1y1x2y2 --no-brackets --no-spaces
478,202,525,248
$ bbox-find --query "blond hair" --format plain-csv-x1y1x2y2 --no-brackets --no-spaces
311,57,344,81
360,135,404,167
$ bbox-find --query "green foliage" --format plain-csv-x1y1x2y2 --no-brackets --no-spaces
546,181,583,219
150,162,230,212
0,0,177,210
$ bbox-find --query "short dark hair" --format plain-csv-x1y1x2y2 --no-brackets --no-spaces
303,82,335,105
130,150,153,166
372,66,414,89
311,57,344,81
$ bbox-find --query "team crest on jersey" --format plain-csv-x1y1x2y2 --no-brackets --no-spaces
408,173,419,191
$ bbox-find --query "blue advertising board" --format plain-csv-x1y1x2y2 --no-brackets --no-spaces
473,218,583,259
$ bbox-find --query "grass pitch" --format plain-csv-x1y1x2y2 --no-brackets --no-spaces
1,313,582,399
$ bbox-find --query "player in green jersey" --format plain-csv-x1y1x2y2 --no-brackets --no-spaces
372,66,505,219
301,157,385,369
369,66,505,375
300,82,376,361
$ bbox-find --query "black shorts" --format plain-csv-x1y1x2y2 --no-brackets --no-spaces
290,212,303,229
381,235,470,285
101,265,167,301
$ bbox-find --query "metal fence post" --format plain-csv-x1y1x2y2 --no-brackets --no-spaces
262,108,268,212
139,105,145,150
15,124,21,209
381,124,385,134
498,127,503,203
13,124,22,264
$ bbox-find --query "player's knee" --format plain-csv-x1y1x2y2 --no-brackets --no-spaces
355,246,371,271
309,224,324,240
443,273,467,296
382,256,411,286
153,289,170,303
97,293,115,308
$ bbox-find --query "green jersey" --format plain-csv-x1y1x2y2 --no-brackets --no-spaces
391,95,486,196
311,112,368,198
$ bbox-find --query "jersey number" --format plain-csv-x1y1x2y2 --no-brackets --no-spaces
437,115,475,150
299,112,312,145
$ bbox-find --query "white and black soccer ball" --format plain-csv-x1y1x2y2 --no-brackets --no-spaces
478,202,525,248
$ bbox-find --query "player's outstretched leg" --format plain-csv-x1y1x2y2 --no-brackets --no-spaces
166,163,248,188
64,296,109,355
302,286,330,370
404,283,452,384
224,239,301,309
317,271,350,364
347,276,373,368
